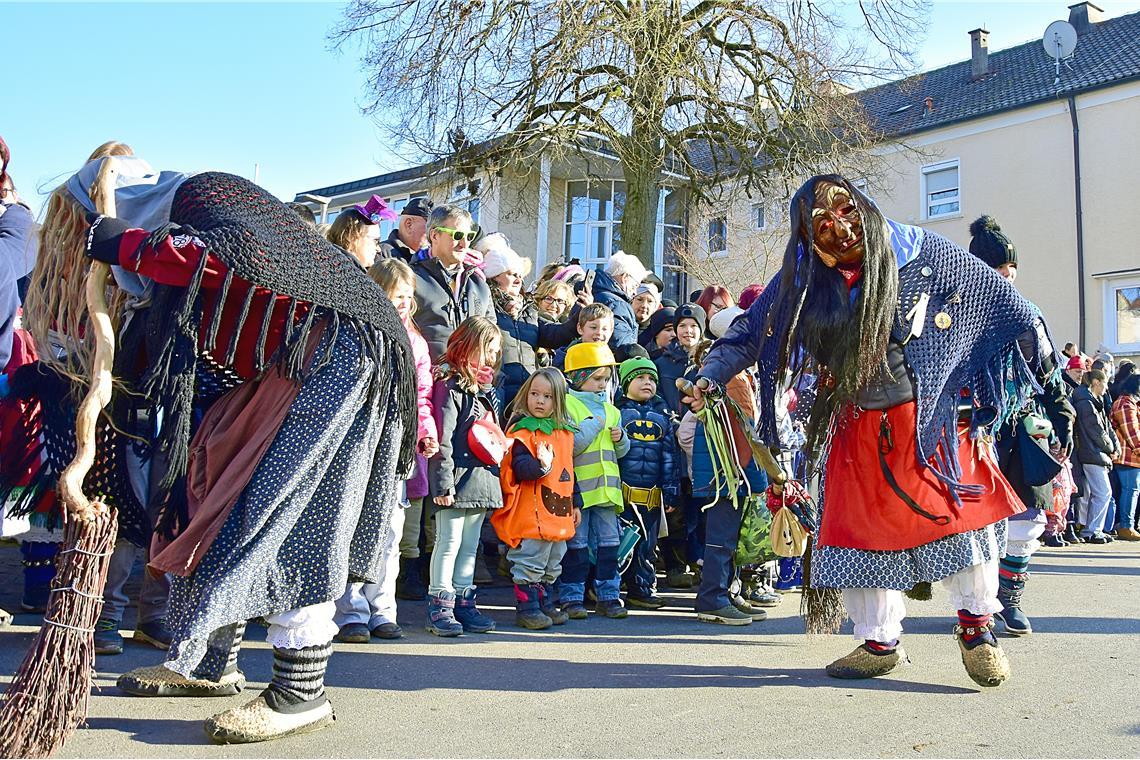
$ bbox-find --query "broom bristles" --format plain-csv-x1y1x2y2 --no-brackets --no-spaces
0,507,117,759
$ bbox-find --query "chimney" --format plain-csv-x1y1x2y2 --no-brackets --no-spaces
969,28,990,78
1068,2,1104,34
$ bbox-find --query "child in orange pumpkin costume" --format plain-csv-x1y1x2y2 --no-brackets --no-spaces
492,368,581,629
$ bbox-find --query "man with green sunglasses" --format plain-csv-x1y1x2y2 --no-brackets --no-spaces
412,205,496,362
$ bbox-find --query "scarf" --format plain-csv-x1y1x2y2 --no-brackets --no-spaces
122,171,416,535
490,279,525,318
510,415,567,435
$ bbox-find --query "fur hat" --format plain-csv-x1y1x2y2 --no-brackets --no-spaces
969,215,1017,269
674,302,706,335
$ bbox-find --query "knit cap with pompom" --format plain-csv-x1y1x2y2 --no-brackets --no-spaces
968,215,1017,269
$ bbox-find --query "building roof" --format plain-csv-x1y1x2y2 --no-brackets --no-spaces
858,8,1140,137
298,8,1140,199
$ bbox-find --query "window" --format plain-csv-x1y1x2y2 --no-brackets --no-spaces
922,160,960,219
450,181,481,224
563,180,625,266
708,216,727,256
563,181,685,296
1102,275,1140,353
752,203,767,231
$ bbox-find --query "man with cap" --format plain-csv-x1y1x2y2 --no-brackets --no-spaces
376,196,434,262
969,215,1074,637
617,356,682,609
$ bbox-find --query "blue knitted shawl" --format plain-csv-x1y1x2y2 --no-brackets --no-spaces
739,226,1044,501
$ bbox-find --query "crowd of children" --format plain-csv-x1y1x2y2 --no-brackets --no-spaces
334,261,787,639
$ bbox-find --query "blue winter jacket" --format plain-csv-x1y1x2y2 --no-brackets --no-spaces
590,267,639,359
689,417,769,500
617,395,682,506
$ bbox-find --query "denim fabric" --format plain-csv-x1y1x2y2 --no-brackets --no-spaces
102,539,170,625
508,539,568,585
430,508,487,595
1117,465,1140,531
622,504,662,598
1080,464,1112,537
558,508,621,602
694,496,743,612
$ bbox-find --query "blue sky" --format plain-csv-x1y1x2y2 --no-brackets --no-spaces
3,1,1137,216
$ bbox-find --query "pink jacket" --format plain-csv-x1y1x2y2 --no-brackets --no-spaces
407,326,434,500
410,327,436,442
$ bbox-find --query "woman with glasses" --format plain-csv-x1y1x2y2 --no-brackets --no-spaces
533,279,574,322
476,234,577,413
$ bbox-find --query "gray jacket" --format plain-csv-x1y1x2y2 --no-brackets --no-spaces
1073,385,1119,467
411,256,495,362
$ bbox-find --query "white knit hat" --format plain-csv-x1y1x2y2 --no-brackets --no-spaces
605,250,649,283
478,233,533,280
708,305,745,339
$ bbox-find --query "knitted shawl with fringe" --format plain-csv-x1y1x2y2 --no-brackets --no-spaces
735,231,1046,503
126,172,416,536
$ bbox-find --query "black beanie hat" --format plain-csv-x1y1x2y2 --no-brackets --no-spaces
675,302,706,335
639,307,676,347
969,215,1017,269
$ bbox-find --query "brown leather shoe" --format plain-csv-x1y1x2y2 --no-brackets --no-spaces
1114,528,1140,541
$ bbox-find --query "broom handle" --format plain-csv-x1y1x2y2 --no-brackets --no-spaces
57,159,118,522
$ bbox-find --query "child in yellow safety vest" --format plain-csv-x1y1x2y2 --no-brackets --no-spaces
557,342,631,619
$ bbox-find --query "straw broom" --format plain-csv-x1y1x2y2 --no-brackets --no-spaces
0,158,121,758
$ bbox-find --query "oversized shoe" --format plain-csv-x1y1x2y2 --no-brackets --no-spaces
118,665,246,697
955,625,1011,687
826,644,909,679
204,694,334,744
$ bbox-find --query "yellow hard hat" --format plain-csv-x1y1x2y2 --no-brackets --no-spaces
564,341,618,373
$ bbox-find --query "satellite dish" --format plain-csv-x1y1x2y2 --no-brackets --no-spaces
1043,20,1078,83
1043,20,1078,60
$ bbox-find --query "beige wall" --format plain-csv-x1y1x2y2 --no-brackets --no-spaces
697,79,1140,360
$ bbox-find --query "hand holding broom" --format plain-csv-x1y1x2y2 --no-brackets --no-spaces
0,155,122,759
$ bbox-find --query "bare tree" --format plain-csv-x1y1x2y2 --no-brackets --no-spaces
333,0,928,269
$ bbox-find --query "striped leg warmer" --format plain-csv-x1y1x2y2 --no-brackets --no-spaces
265,641,333,712
191,622,246,681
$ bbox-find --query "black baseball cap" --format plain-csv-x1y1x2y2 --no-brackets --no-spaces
402,197,434,219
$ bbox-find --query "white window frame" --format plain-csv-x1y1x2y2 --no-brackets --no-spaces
1101,273,1140,355
920,159,961,220
708,215,728,257
449,181,481,224
752,202,767,231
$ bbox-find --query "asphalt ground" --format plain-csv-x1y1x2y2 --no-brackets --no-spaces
1,539,1137,758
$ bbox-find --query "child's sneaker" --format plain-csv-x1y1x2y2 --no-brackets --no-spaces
539,583,569,625
595,599,628,619
561,600,589,620
454,588,496,633
626,594,666,610
426,592,464,637
514,584,553,630
94,619,124,655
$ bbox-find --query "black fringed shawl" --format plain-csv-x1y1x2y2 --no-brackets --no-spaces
127,172,417,536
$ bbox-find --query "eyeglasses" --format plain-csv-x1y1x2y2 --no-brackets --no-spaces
541,295,569,308
433,226,477,243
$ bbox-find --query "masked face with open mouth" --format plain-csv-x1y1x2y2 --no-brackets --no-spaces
810,181,864,268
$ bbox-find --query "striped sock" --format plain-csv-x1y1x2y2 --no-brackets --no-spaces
267,642,333,709
999,554,1030,583
957,610,994,646
191,622,246,681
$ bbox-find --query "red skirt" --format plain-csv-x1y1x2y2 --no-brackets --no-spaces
818,401,1023,551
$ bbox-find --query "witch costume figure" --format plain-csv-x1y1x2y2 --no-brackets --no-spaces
688,175,1062,687
39,159,415,743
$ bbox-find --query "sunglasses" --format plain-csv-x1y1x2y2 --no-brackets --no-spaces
433,226,477,243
